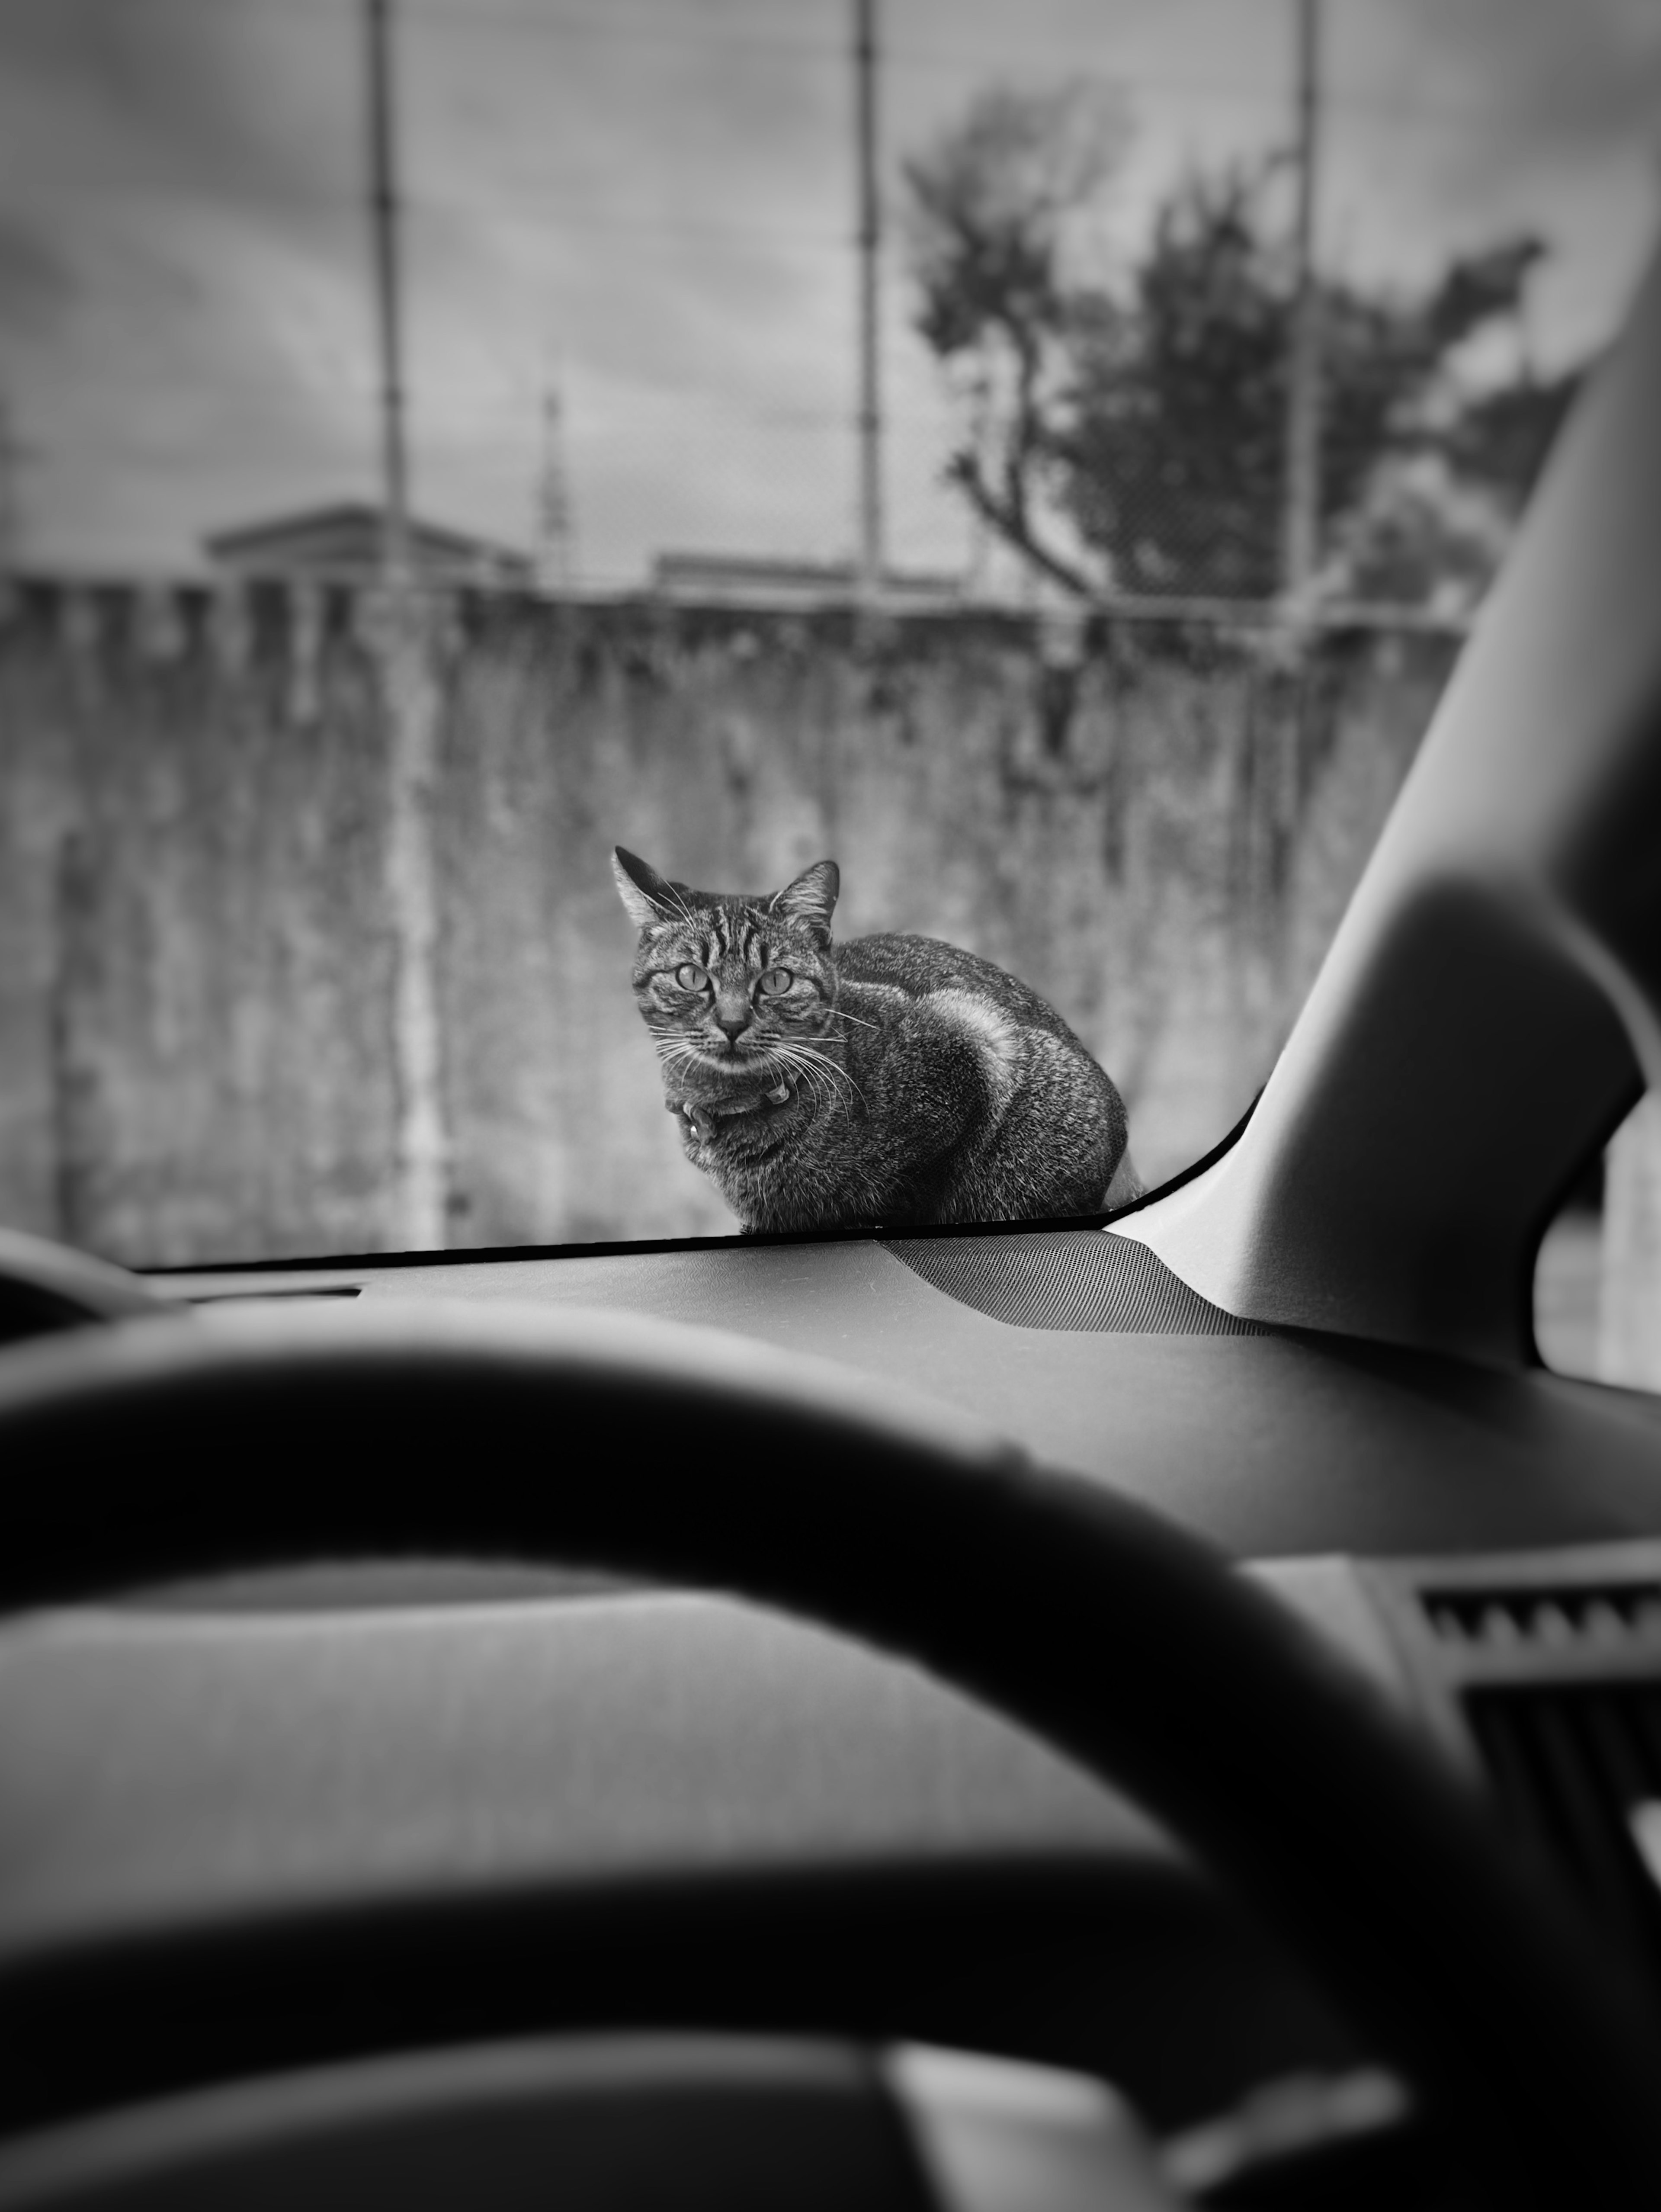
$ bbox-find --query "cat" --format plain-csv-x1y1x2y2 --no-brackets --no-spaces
612,846,1142,1234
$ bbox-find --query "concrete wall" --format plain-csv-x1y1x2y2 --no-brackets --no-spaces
0,578,1458,1265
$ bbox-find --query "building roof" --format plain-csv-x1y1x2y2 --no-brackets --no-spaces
651,551,965,608
203,503,532,584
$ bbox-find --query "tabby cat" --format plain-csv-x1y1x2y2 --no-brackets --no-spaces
612,846,1140,1234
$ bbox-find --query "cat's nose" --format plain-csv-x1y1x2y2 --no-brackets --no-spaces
713,1011,749,1043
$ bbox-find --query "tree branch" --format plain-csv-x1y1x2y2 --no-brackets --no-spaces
948,449,1099,599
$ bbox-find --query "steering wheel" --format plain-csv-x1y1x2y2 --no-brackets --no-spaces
1,1294,1659,2209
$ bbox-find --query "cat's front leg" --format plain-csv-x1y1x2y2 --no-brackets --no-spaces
666,1095,719,1147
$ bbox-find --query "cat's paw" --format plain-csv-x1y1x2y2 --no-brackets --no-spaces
669,1099,720,1146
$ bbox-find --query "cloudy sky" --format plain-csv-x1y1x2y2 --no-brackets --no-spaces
1,0,1657,583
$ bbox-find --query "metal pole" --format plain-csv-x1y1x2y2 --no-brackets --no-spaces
365,0,446,1248
366,0,410,585
0,391,22,575
1282,0,1321,602
854,0,882,604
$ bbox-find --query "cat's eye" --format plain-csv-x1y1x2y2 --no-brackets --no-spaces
758,968,793,996
674,963,708,990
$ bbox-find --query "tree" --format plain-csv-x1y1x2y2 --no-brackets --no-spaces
1437,364,1582,510
904,94,1557,602
900,82,1131,598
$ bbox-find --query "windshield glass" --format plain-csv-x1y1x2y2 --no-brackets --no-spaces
0,0,1653,1265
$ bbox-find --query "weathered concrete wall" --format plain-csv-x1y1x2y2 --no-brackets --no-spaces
0,579,1457,1265
1,582,400,1265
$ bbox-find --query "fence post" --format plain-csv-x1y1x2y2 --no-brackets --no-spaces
379,591,449,1251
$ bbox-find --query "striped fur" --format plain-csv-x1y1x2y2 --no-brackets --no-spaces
612,846,1135,1233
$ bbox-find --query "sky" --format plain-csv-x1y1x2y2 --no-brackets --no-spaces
0,0,1658,585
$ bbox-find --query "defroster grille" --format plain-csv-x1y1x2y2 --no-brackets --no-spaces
1465,1682,1661,1995
1424,1584,1661,1648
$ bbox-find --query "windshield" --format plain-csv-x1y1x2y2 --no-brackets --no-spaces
0,0,1653,1266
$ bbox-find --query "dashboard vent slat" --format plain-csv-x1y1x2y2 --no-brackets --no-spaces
1466,1684,1661,1997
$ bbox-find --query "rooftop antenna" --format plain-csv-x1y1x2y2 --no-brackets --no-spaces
535,376,576,595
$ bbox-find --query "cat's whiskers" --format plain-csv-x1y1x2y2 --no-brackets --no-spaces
652,1038,702,1072
767,1038,865,1117
754,1040,826,1101
653,1042,712,1091
783,1063,837,1116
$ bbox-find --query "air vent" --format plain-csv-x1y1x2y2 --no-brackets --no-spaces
1465,1682,1661,1994
1421,1583,1661,1648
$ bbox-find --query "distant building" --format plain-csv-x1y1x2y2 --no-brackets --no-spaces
204,503,533,589
651,552,965,611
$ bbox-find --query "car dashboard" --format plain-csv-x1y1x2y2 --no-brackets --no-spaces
5,1226,1661,2206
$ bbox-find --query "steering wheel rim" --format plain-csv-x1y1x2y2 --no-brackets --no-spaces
2,1297,1658,2205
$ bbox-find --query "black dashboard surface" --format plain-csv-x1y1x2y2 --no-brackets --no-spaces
10,1229,1661,2143
177,1232,1661,1560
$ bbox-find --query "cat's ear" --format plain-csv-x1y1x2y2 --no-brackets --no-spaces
769,859,839,945
611,846,680,931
